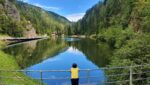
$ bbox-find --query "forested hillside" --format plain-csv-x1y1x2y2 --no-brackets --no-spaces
16,1,70,35
0,0,70,37
71,0,150,35
70,0,150,84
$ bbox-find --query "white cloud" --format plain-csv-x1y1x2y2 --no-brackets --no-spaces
33,3,61,11
67,47,81,54
66,13,85,22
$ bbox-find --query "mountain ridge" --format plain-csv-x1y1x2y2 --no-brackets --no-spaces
0,0,70,37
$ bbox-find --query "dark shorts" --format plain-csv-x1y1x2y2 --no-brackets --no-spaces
71,78,79,85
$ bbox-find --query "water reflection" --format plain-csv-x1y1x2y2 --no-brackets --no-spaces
67,38,113,67
64,37,80,42
3,39,67,68
3,38,113,85
26,47,105,85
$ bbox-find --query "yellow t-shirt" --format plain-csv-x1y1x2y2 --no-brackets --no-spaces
71,68,79,79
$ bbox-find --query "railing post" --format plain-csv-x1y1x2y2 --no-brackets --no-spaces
40,71,43,85
130,66,133,85
87,69,90,85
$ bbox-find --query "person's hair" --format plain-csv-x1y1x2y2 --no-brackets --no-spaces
72,63,77,68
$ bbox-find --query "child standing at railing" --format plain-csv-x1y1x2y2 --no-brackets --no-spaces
70,63,79,85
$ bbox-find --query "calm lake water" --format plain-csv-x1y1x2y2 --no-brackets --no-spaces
3,38,113,85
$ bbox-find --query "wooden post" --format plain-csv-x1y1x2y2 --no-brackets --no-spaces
130,66,133,85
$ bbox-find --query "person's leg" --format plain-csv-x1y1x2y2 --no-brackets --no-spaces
71,79,75,85
76,78,79,85
71,79,73,85
73,79,79,85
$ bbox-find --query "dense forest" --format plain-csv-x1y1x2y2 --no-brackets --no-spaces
16,2,70,35
70,0,150,35
0,0,70,37
68,0,150,84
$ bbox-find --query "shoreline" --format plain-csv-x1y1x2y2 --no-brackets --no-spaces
0,36,49,41
69,35,86,38
69,35,97,40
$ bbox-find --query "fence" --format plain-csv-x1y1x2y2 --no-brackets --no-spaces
0,64,150,85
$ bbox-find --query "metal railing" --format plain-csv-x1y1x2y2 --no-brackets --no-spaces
0,69,101,85
1,64,150,85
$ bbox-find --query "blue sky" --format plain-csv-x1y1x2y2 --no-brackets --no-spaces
20,0,101,21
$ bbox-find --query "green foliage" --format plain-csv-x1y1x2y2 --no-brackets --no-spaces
0,1,70,37
0,50,39,85
69,39,113,67
107,33,150,84
98,27,134,48
3,39,67,68
65,25,72,35
0,41,6,48
0,0,5,4
70,0,134,35
113,34,150,64
16,2,70,35
70,0,150,35
0,13,24,37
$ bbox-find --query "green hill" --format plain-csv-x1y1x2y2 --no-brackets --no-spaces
0,0,70,37
47,11,70,24
71,0,150,35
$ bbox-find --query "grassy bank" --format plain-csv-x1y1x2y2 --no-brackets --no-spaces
0,41,6,49
0,41,39,85
0,34,12,39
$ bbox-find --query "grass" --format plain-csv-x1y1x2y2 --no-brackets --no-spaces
0,34,11,48
0,41,39,85
0,34,11,39
0,41,6,49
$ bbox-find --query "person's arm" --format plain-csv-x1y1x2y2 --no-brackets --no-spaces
70,68,72,73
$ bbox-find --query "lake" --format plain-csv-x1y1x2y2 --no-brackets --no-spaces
3,38,113,85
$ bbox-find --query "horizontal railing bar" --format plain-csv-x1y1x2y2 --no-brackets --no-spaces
132,77,150,81
0,76,100,79
1,76,150,83
102,64,150,70
0,70,70,72
0,69,100,72
104,77,150,84
132,71,150,75
1,64,150,85
106,73,129,77
3,76,149,82
0,63,149,72
104,79,130,84
41,76,101,80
